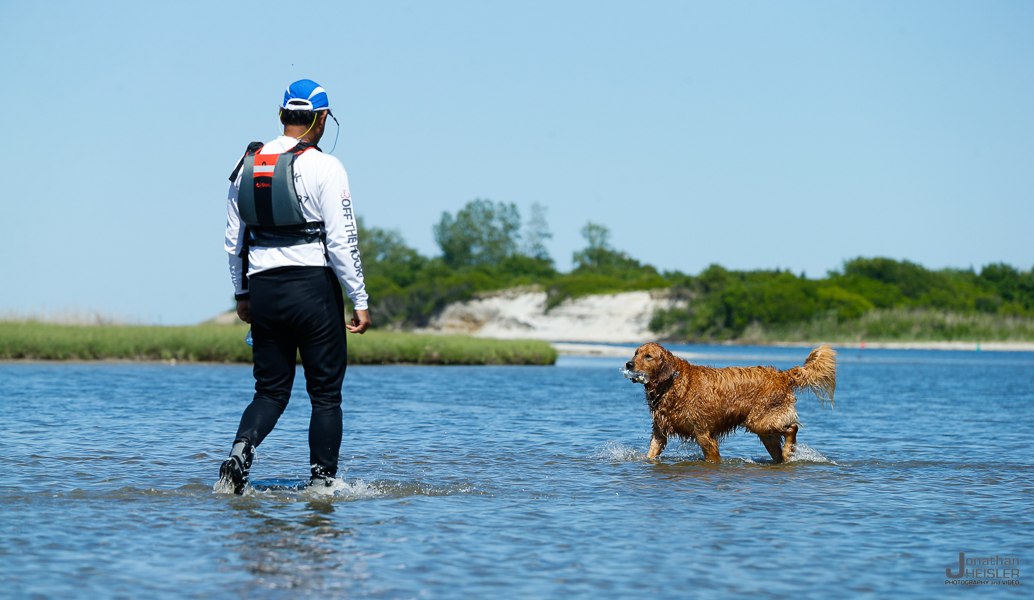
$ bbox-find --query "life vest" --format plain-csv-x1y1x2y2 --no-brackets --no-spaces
228,141,329,290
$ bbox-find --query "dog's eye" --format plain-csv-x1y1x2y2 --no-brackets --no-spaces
644,354,652,360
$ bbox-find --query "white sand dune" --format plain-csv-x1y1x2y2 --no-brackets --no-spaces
414,289,683,344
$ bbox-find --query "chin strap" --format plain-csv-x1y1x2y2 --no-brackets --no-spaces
327,109,340,154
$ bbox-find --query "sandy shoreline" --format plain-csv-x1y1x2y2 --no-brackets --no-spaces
551,340,1034,357
756,340,1034,352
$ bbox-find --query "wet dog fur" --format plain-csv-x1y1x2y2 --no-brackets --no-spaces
624,343,837,463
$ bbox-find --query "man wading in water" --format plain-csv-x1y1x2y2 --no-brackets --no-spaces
218,79,371,494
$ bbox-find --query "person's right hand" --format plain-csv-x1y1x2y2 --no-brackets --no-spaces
347,309,371,334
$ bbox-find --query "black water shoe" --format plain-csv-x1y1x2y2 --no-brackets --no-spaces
307,476,334,490
219,456,248,495
308,465,335,490
218,440,254,495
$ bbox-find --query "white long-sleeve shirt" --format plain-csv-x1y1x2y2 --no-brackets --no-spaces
225,136,369,310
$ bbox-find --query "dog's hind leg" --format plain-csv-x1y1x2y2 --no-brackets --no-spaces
749,401,799,464
781,423,799,462
759,435,784,463
695,434,722,462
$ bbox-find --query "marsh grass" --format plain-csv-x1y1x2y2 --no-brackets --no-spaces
736,308,1034,343
0,308,138,326
0,322,558,365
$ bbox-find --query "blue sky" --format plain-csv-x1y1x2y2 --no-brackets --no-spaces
1,1,1031,324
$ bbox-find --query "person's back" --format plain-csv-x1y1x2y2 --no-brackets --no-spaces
217,79,371,495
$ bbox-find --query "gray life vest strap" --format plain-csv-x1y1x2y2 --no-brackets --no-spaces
248,223,326,248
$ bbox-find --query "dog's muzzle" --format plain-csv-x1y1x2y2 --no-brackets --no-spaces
620,366,648,384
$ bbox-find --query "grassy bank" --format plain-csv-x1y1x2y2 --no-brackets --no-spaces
0,322,557,365
733,308,1034,344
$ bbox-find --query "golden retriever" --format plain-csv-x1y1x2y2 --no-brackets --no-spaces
624,343,836,463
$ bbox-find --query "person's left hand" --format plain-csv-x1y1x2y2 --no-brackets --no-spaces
236,300,251,324
347,309,371,334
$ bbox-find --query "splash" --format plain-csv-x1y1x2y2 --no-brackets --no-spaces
592,441,648,462
591,441,833,465
212,477,385,498
744,443,836,465
785,444,836,464
592,441,711,462
212,477,236,495
306,477,383,498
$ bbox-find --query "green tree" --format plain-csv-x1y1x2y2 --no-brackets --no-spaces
521,202,553,262
979,262,1034,312
841,257,949,301
544,221,667,309
434,199,521,268
357,217,426,287
355,217,430,324
572,222,643,273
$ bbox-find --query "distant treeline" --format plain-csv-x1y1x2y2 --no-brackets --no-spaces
359,199,1034,341
652,260,1034,341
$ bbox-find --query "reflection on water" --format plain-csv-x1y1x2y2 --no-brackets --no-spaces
1,347,1032,599
229,500,360,594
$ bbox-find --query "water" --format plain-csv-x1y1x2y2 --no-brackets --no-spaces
1,346,1031,598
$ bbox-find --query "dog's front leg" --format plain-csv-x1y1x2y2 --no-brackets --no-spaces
695,434,722,462
647,428,667,458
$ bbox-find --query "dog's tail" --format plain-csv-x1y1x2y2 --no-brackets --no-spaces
787,345,837,408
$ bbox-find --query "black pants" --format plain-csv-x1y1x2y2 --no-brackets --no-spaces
234,266,347,478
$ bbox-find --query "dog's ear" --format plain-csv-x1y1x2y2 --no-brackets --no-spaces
652,350,679,385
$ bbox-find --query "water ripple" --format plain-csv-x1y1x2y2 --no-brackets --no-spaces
1,350,1032,599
